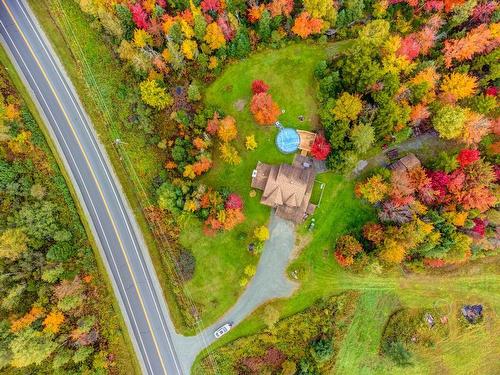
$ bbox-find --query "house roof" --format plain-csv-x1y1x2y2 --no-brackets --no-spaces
389,153,421,173
251,162,316,223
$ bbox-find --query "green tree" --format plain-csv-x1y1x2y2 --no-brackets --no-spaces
9,328,57,368
139,79,173,110
115,4,134,40
157,182,181,214
432,105,467,140
72,346,94,364
187,82,201,102
310,338,333,362
228,28,251,58
14,201,59,247
257,10,272,42
167,39,185,72
0,159,17,189
0,228,28,260
350,123,375,153
193,14,207,41
46,242,76,262
52,349,72,369
0,322,12,370
41,266,65,283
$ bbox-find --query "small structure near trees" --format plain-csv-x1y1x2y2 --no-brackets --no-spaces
388,153,421,173
461,305,483,324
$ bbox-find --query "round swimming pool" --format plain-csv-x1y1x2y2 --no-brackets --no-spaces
276,128,300,154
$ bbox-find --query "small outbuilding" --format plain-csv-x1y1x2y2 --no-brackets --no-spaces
389,153,421,173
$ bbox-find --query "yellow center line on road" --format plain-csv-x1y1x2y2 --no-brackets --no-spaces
0,1,169,373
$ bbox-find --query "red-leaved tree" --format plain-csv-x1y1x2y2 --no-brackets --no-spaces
310,134,331,160
457,149,480,168
130,3,149,29
251,80,269,94
225,193,243,210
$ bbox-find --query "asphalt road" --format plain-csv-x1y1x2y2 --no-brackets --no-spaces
0,1,184,373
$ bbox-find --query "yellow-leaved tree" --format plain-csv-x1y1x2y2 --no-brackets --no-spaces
204,22,226,51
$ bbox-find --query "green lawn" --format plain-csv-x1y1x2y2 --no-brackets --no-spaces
181,42,338,326
334,291,400,375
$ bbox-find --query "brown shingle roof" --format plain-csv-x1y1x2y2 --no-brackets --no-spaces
389,153,421,173
251,161,316,223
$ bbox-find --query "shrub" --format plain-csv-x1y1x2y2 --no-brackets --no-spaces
254,225,270,242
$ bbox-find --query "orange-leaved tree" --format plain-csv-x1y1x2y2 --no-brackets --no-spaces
217,115,237,142
291,12,323,39
250,92,280,125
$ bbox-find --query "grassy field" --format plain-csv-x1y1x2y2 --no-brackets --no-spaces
0,45,140,374
334,291,400,374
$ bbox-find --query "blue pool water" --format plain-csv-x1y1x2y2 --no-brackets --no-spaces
276,128,300,154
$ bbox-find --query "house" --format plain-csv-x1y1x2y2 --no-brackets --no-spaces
251,162,316,224
389,153,421,173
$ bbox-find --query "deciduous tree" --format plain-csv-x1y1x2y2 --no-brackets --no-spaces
334,235,363,267
356,175,389,203
250,92,281,125
204,22,226,50
432,105,467,140
0,228,28,260
139,79,173,110
331,92,363,122
217,115,237,142
440,72,477,102
219,143,241,165
43,310,65,334
303,0,337,22
310,134,331,160
292,12,323,39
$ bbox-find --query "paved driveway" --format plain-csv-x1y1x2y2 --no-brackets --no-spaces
176,212,298,371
